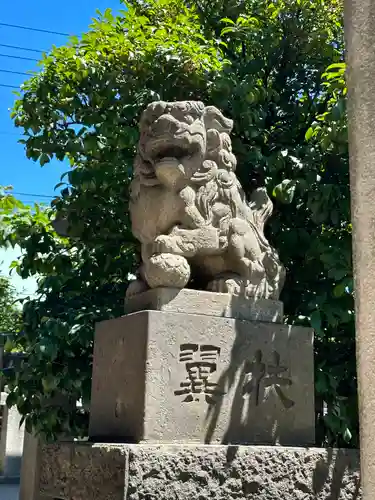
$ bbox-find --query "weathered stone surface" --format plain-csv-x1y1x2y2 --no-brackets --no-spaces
19,396,78,500
89,311,314,446
345,2,375,498
0,393,25,478
40,442,126,500
127,101,285,300
124,287,283,323
19,432,41,500
38,442,361,500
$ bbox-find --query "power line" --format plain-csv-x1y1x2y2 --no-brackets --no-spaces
0,53,38,62
5,191,54,199
0,83,19,89
0,43,44,53
11,200,49,205
0,22,70,37
0,69,30,76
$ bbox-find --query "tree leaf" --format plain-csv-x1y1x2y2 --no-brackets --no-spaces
310,311,322,332
272,179,296,204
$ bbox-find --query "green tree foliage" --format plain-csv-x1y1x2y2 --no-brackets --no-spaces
0,276,21,337
3,0,355,445
0,191,23,337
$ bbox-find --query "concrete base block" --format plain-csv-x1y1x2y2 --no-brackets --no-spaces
89,310,314,446
124,287,284,323
38,442,361,500
18,397,78,500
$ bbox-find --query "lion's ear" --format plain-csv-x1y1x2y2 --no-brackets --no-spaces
203,106,233,133
140,101,167,128
249,188,273,229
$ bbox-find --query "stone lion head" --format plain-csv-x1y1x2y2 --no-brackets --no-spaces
135,101,236,191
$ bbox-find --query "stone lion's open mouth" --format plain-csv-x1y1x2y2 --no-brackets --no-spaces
154,145,187,163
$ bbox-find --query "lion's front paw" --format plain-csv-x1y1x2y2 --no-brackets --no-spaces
153,235,182,255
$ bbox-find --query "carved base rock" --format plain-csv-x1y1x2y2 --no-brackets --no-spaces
89,306,314,446
124,287,284,323
38,442,361,500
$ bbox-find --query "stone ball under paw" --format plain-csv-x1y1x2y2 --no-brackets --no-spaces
144,253,190,289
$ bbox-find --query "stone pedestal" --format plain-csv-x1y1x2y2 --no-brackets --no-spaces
36,290,362,499
37,442,361,500
89,290,314,446
124,287,284,323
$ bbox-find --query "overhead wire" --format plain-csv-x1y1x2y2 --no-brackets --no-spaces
0,24,69,185
0,43,44,53
0,45,42,93
0,83,19,89
0,69,30,76
5,191,55,199
0,22,70,37
0,23,71,176
0,24,70,93
0,51,39,90
10,200,49,204
0,53,38,62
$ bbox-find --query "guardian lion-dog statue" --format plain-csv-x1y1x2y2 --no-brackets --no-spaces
127,101,285,300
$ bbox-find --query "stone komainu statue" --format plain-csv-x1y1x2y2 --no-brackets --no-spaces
127,101,285,300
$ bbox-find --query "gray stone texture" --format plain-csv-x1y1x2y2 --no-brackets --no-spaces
19,397,79,500
19,432,42,500
0,392,25,479
124,288,283,323
38,442,361,500
345,2,375,498
39,442,126,500
89,310,314,446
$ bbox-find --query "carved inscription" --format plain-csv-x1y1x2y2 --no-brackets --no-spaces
174,343,224,403
242,350,294,408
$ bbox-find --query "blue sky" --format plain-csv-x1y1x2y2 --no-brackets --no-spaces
1,0,123,200
0,0,123,294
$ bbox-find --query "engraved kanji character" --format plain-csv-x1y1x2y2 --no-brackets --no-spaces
174,343,223,403
264,351,294,408
242,349,266,405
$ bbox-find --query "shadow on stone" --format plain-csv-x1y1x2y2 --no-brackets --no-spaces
205,295,295,447
312,448,361,499
204,290,316,447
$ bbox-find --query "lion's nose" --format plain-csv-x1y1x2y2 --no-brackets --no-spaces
152,115,179,133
